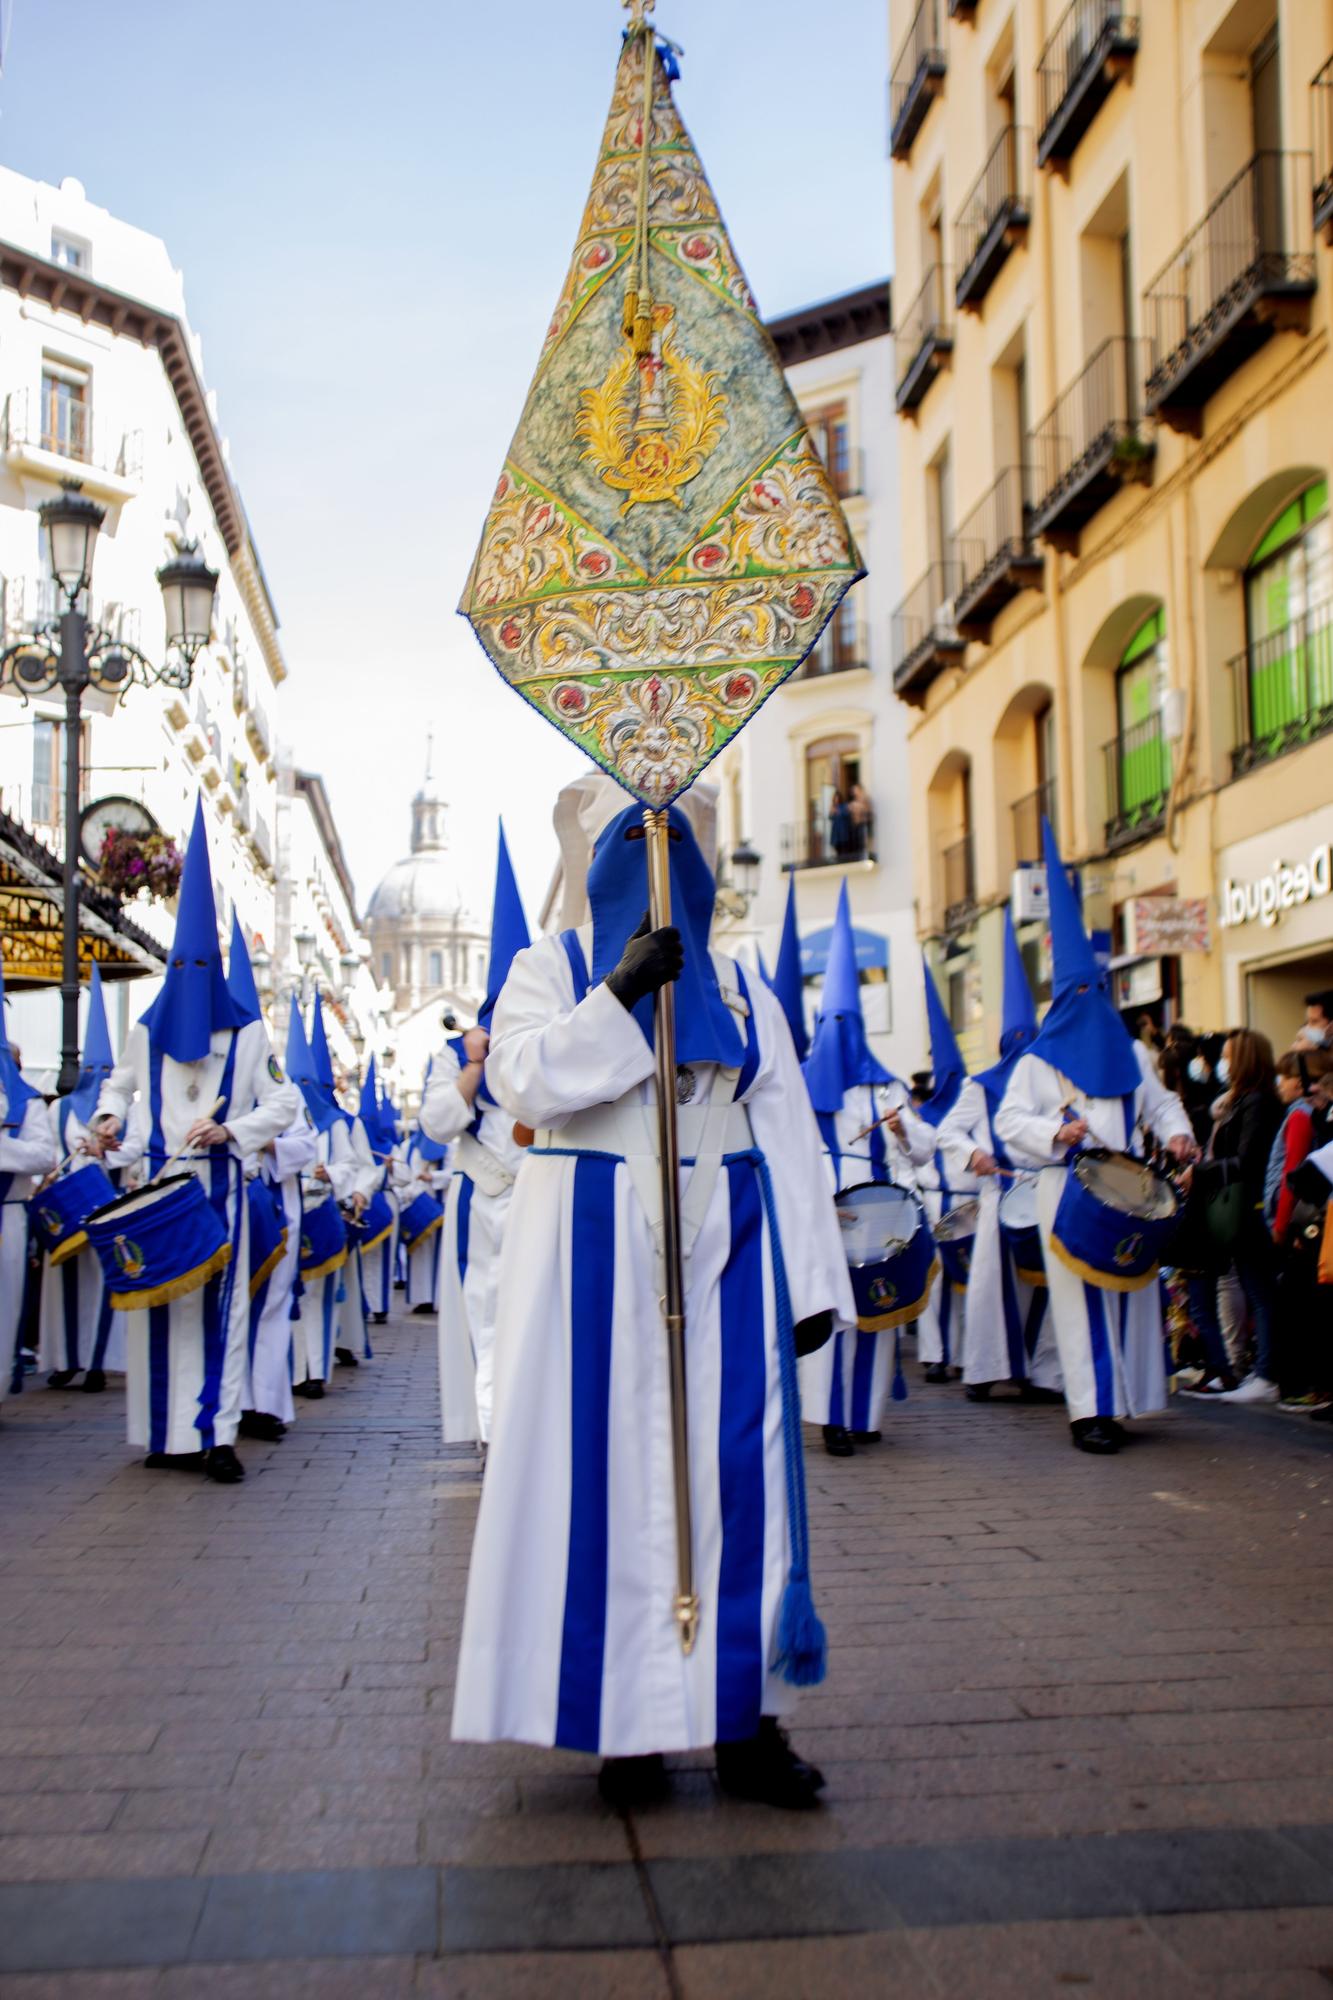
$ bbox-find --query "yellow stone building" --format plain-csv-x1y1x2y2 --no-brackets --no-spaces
887,0,1333,1062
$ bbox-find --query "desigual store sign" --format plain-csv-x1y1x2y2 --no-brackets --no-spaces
1219,836,1333,930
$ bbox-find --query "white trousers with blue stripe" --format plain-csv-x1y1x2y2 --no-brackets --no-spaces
1036,1166,1167,1425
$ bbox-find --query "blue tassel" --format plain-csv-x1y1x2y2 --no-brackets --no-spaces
891,1328,908,1401
335,1279,346,1304
775,1569,827,1686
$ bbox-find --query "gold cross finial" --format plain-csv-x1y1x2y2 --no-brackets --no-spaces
623,0,655,28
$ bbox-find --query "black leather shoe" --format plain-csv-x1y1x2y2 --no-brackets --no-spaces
293,1379,325,1399
716,1717,825,1810
47,1369,77,1389
335,1347,359,1367
80,1369,106,1393
923,1362,951,1384
850,1429,881,1444
143,1451,205,1471
1106,1419,1129,1445
371,1312,388,1325
1020,1382,1065,1405
411,1303,434,1316
597,1753,668,1809
239,1412,286,1442
965,1382,993,1402
1070,1418,1120,1455
822,1424,854,1457
204,1445,245,1484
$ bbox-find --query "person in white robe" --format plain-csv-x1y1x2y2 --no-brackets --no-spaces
936,912,1062,1403
88,799,299,1481
0,1018,59,1407
402,1115,448,1314
897,960,976,1387
37,966,136,1390
796,880,917,1455
305,993,376,1367
994,820,1195,1454
285,1004,358,1400
359,1055,397,1325
453,773,853,1810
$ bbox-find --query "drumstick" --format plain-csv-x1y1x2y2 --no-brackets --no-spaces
154,1098,227,1182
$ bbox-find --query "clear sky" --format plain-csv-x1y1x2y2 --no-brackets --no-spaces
0,0,890,923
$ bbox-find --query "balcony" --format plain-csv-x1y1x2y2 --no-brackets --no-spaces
1316,56,1333,239
1,389,143,496
1144,153,1316,436
894,264,954,414
246,699,272,761
1230,599,1333,777
795,619,869,681
892,561,966,706
782,805,876,872
1028,336,1154,554
0,575,23,644
942,834,977,931
828,447,866,500
1103,713,1170,850
1036,0,1139,173
955,127,1030,311
1011,778,1057,866
890,0,946,161
952,466,1043,638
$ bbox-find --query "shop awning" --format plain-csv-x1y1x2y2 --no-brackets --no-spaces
800,924,889,978
0,808,166,988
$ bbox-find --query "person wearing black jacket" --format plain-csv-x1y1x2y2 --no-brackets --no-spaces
1202,1031,1283,1404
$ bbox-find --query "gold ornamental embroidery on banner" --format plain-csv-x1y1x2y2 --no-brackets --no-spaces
576,304,727,514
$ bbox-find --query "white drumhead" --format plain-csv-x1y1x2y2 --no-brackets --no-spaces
998,1176,1040,1228
834,1183,924,1266
1075,1152,1177,1220
934,1196,980,1242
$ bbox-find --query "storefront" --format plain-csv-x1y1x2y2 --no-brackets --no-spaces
1216,804,1333,1049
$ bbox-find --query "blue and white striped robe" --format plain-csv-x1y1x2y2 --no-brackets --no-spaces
37,1099,140,1380
452,927,853,1756
1,1095,59,1404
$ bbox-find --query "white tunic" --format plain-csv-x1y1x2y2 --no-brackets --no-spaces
423,1048,524,1445
994,1054,1192,1424
335,1115,380,1361
1,1095,59,1405
452,931,852,1756
96,1023,299,1453
246,1109,319,1419
402,1136,449,1311
298,1121,360,1385
36,1100,142,1379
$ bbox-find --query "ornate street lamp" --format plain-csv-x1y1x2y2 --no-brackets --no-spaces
0,484,219,1092
729,837,761,906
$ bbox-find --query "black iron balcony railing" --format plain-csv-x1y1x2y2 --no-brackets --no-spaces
797,619,870,680
1028,335,1154,552
1037,1,1139,171
1230,600,1333,777
782,806,876,872
1316,55,1333,238
892,560,966,705
1144,152,1316,434
955,127,1031,310
894,263,954,414
1104,713,1170,849
1011,778,1057,866
952,465,1043,637
942,834,977,930
890,0,946,160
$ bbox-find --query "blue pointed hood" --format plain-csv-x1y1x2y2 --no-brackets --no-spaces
66,963,115,1122
918,955,966,1127
771,875,810,1062
226,912,262,1026
975,908,1039,1109
305,990,349,1133
361,1053,390,1155
802,881,893,1113
587,803,744,1068
756,947,773,989
1028,817,1139,1099
0,949,39,1126
287,1001,337,1136
139,798,248,1060
478,822,531,1028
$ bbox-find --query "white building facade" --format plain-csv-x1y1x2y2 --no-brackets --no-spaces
714,283,924,1078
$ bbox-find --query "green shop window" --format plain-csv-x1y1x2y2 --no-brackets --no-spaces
1114,607,1170,827
1243,480,1332,754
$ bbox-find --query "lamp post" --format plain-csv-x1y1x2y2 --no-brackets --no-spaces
729,838,761,906
0,482,218,1093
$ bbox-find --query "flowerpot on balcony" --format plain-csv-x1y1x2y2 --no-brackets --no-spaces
98,828,183,903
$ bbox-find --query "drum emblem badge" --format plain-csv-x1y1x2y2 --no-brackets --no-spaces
867,1275,898,1311
1114,1233,1144,1269
37,1205,63,1236
113,1235,146,1280
300,1233,313,1259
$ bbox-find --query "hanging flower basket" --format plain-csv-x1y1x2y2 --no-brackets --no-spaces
98,826,184,902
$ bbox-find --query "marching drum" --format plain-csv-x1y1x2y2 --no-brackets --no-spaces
1050,1149,1180,1292
84,1174,232,1311
299,1196,348,1281
399,1189,445,1254
246,1177,288,1300
834,1181,938,1331
932,1196,980,1288
30,1160,118,1266
998,1175,1046,1287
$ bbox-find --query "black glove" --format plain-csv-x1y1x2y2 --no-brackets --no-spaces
794,1310,833,1358
605,914,683,1012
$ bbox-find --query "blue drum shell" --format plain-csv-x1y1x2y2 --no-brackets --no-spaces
849,1222,938,1332
32,1161,118,1265
85,1173,231,1309
1050,1156,1178,1292
400,1190,444,1252
299,1197,348,1279
246,1178,288,1299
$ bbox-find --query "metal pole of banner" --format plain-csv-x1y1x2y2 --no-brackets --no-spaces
643,805,698,1656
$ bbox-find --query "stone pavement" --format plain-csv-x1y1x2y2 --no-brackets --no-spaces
1,1303,1332,1997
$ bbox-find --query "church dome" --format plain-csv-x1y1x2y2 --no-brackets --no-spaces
365,745,470,923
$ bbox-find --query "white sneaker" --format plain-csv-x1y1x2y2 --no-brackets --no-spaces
1218,1375,1279,1405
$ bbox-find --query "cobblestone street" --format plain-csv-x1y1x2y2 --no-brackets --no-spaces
2,1304,1333,1996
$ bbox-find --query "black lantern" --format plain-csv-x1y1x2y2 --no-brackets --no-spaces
729,837,761,904
39,484,105,605
156,544,219,663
